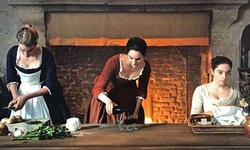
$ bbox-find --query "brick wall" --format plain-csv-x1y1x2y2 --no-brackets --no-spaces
53,46,208,123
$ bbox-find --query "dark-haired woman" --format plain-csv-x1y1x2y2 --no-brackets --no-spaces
190,56,241,115
84,37,151,124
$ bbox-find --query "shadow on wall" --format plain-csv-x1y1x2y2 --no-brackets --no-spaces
0,75,11,120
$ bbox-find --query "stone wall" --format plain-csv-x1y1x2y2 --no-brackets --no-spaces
0,0,22,77
0,0,248,87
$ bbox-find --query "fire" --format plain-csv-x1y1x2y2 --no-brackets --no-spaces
144,117,153,124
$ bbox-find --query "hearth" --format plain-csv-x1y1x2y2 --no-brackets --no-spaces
8,0,247,123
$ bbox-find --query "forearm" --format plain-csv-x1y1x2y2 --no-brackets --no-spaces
97,92,113,105
25,87,49,100
9,83,18,99
203,110,214,116
133,98,143,115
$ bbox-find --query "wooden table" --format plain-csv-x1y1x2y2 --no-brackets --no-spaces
1,123,250,149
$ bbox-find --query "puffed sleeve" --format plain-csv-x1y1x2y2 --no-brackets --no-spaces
41,48,58,95
137,60,151,99
92,55,119,100
190,86,204,115
6,46,20,84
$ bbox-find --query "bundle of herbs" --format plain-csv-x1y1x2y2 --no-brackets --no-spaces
12,121,74,140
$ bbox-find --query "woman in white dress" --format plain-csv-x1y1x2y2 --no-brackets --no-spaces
6,25,71,124
190,56,241,116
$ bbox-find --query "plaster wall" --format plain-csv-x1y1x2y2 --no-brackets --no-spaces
0,0,21,77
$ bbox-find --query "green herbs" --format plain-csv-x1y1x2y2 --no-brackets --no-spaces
12,122,73,141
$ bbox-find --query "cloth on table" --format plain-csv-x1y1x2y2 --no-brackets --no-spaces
211,106,247,125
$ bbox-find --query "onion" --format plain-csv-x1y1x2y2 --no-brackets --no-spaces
6,117,16,124
13,129,23,137
0,123,9,136
14,115,22,123
0,118,9,124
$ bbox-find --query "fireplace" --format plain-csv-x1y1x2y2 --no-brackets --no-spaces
8,0,247,123
52,46,209,123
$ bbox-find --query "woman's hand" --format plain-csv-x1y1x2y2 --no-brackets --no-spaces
130,114,138,120
105,100,115,115
8,94,29,111
8,98,18,110
203,110,214,116
98,92,117,115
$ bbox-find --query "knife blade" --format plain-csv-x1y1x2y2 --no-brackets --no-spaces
1,106,15,110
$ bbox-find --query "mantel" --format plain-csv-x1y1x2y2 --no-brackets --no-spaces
7,0,249,5
8,0,248,12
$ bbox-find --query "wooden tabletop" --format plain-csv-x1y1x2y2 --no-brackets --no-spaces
1,123,250,149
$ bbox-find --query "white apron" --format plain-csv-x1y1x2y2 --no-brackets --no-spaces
10,69,51,120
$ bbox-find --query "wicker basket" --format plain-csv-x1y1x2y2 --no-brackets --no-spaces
188,121,244,134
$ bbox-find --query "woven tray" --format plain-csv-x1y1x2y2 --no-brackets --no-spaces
188,121,244,134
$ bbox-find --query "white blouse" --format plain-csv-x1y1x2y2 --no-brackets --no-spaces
190,84,241,115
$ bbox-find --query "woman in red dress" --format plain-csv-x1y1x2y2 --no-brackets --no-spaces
85,37,151,124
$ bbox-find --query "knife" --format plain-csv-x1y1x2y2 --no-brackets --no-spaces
1,106,15,110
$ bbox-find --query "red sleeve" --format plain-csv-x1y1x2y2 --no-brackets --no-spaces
137,60,151,99
92,55,120,99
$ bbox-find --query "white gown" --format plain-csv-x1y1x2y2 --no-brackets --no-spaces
10,48,51,120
